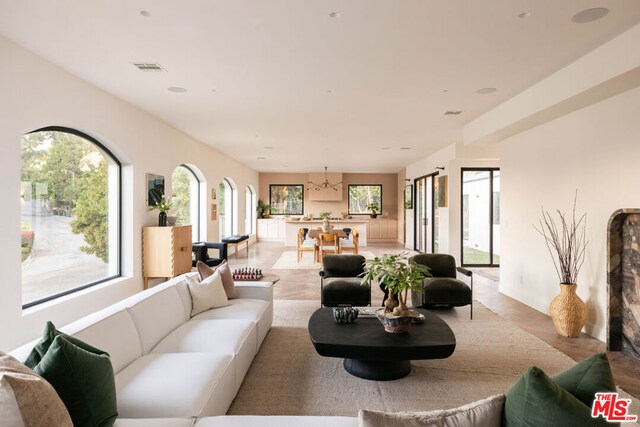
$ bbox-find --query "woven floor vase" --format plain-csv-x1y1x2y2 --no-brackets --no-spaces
549,284,587,337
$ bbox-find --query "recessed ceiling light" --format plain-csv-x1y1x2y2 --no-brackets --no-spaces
211,89,217,92
167,86,187,93
572,8,609,23
476,87,497,94
381,147,391,150
264,146,273,149
329,12,341,18
257,157,266,160
518,12,531,19
400,147,411,150
326,89,333,94
443,89,449,93
140,10,151,17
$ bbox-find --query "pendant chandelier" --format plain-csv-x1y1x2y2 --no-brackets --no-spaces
307,166,343,192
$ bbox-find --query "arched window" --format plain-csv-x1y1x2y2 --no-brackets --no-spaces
20,127,120,308
245,185,256,234
171,165,201,241
219,178,236,238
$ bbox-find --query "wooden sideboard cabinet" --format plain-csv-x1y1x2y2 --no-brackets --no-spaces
367,219,398,242
142,225,192,289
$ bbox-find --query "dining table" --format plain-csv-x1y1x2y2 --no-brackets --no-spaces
307,229,347,239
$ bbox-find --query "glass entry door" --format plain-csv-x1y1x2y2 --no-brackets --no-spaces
461,168,500,266
415,174,436,253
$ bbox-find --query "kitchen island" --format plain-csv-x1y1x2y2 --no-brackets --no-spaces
284,219,369,247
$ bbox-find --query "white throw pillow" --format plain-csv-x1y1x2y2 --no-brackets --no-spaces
186,270,229,317
358,394,505,427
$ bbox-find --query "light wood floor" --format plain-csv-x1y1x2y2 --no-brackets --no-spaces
226,240,640,398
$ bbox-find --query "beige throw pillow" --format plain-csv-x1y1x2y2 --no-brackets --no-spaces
186,270,229,317
197,260,237,299
0,352,73,427
358,394,505,427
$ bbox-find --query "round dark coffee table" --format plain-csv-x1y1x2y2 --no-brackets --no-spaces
308,308,456,380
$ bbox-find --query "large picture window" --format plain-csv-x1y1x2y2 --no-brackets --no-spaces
20,127,120,308
348,184,382,215
269,185,303,215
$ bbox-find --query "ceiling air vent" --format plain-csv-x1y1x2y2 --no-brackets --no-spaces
132,62,166,72
444,110,463,115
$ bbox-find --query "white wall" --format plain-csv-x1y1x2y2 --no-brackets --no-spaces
0,37,259,350
500,84,640,342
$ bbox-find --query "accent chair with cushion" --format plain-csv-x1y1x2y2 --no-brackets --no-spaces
409,253,473,319
320,254,371,307
317,233,339,261
297,228,317,263
192,241,229,267
339,229,359,255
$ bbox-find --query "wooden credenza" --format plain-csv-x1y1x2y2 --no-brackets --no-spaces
142,225,192,289
367,219,398,242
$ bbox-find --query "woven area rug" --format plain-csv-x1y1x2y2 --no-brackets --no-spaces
271,251,376,270
229,300,640,417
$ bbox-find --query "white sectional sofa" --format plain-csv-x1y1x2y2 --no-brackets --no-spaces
10,272,274,422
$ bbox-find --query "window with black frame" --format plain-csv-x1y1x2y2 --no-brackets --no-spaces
20,127,121,308
269,185,303,215
348,185,382,215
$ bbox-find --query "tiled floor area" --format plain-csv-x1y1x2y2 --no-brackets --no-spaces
226,240,640,398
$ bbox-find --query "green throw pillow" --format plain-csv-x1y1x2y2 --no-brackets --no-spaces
504,366,612,427
24,321,104,369
32,335,118,427
552,352,616,407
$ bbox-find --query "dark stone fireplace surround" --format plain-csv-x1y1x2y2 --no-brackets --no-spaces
607,209,640,359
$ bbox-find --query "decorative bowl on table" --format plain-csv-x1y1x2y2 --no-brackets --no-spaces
375,308,424,333
333,307,359,324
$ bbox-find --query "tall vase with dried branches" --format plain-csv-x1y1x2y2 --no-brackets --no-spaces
534,193,588,337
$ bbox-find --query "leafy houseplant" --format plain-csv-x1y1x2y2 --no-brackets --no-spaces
361,253,431,331
366,203,379,218
533,194,588,337
151,195,173,226
257,199,270,218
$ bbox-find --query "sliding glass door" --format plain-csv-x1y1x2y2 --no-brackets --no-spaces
414,173,437,253
461,168,500,266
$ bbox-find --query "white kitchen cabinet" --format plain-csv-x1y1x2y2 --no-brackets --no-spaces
257,218,285,241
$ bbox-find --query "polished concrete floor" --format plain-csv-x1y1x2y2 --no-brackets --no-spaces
226,240,640,398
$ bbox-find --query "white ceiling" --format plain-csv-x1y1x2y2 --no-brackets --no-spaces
1,1,640,173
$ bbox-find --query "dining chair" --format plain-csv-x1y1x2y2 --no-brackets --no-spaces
339,229,359,255
297,228,317,263
318,233,339,261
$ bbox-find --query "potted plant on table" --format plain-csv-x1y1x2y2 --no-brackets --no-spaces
319,211,332,233
150,194,173,227
361,253,431,333
533,194,588,338
366,203,380,218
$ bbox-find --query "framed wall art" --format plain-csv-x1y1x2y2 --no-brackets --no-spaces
404,185,413,209
146,173,165,209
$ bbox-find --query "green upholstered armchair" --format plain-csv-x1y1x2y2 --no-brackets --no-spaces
319,254,371,307
409,253,473,319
